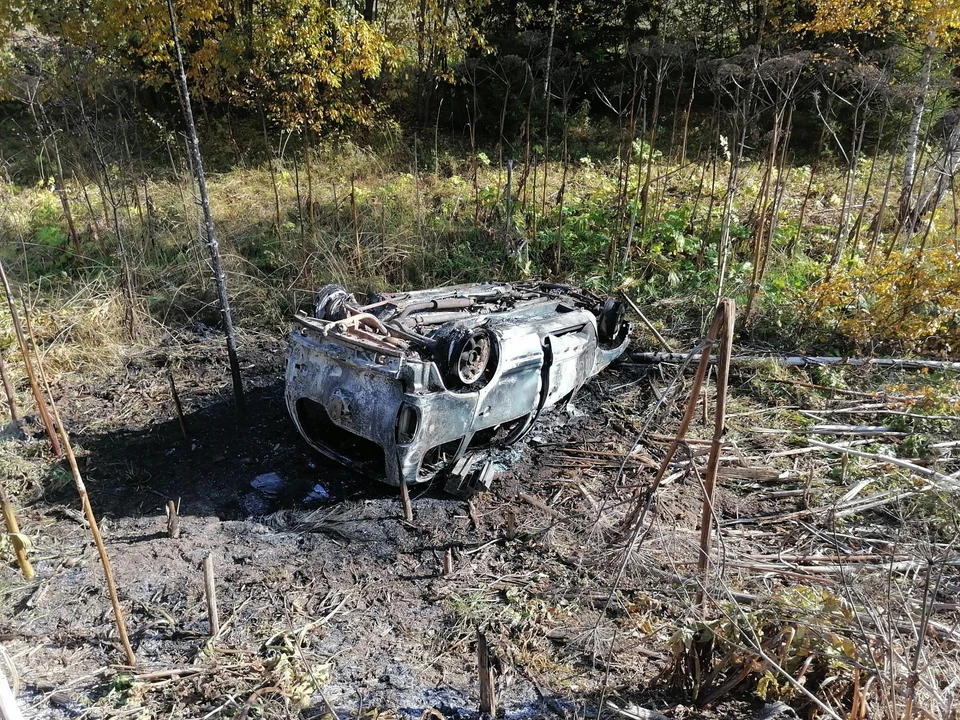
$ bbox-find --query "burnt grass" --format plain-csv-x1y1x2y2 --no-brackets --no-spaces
0,328,843,720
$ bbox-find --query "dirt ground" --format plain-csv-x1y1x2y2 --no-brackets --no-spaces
1,327,957,720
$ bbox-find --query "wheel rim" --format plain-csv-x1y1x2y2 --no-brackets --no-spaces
316,289,349,320
456,333,491,385
600,300,624,341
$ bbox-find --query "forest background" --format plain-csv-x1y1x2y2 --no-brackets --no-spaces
0,0,959,359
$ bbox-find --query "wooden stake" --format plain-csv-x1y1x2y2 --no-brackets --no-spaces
203,553,219,637
477,629,496,717
442,549,454,576
399,478,413,523
0,262,61,457
0,479,33,579
167,369,188,441
166,500,181,539
504,509,516,541
696,298,735,612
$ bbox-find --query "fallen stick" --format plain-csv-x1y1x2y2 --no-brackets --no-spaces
837,477,874,505
518,492,560,518
833,486,933,518
645,433,719,446
727,560,922,574
767,378,889,398
132,667,203,682
0,656,24,720
808,440,960,489
742,553,910,563
631,352,960,372
809,425,899,435
813,408,960,422
619,292,673,353
931,440,960,449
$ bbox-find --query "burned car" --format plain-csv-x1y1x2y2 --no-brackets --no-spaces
285,282,630,495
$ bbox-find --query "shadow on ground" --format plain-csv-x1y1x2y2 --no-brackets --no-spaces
67,378,393,521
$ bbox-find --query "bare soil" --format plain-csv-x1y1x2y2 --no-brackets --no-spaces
1,328,955,720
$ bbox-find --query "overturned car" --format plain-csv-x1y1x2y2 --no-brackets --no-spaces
285,282,630,495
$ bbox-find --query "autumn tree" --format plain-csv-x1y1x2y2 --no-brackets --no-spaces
35,0,397,133
803,0,960,231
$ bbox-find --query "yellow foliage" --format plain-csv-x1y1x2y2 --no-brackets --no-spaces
809,245,960,354
802,0,960,44
27,0,397,132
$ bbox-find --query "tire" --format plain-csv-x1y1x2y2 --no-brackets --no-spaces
436,325,497,391
598,298,625,345
313,284,352,321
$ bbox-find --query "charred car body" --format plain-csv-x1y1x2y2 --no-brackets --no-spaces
285,282,630,495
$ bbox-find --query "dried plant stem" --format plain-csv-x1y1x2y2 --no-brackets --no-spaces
696,298,735,611
477,628,496,716
27,333,136,665
0,352,20,430
809,440,960,489
619,292,673,353
0,263,61,457
203,554,219,637
0,479,33,579
620,310,725,533
0,661,24,720
399,478,413,523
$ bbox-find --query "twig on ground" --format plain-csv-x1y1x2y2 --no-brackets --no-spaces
632,353,960,372
809,440,960,489
619,292,673,353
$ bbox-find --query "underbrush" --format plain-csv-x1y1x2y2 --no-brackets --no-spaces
1,141,958,367
809,246,960,356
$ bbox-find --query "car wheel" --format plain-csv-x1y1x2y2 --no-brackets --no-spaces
314,284,352,321
598,298,625,345
438,326,496,390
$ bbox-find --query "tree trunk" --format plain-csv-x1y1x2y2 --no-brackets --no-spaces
258,100,283,234
898,41,935,231
166,0,245,414
906,114,960,232
638,58,665,238
30,104,81,257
